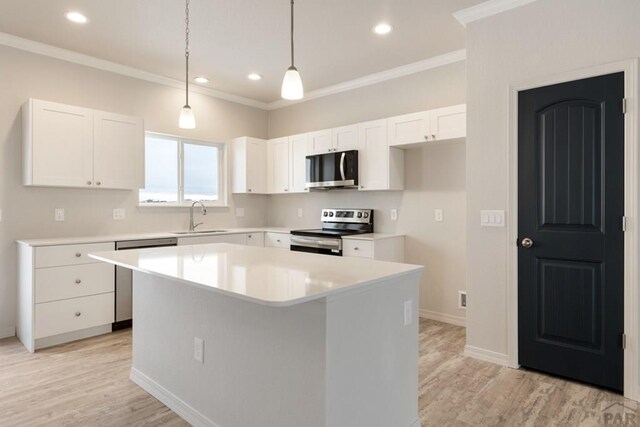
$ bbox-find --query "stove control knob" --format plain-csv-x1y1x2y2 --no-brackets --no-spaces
357,212,363,218
363,212,369,218
323,212,328,217
329,212,334,217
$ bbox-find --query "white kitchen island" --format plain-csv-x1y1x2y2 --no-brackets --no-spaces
90,243,424,427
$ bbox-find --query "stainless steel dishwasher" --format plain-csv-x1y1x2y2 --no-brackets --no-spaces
113,237,178,330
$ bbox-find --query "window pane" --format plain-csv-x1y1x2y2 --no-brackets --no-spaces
139,137,179,204
183,143,219,202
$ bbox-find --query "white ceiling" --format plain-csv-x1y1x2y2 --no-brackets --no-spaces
0,0,482,103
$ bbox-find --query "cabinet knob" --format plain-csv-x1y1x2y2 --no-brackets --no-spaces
354,247,359,251
248,189,252,192
96,181,101,186
360,185,364,189
284,189,289,192
75,279,82,284
75,253,82,258
424,135,429,140
276,239,281,243
248,235,252,238
86,181,92,185
431,134,436,139
75,312,81,317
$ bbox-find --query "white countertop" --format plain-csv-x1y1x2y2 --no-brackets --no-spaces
17,227,402,247
89,243,423,307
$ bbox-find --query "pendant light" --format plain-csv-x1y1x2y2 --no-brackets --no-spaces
179,0,196,129
281,0,304,100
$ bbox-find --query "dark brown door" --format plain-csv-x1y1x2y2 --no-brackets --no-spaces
518,72,625,391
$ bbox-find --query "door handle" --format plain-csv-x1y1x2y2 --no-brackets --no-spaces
520,238,534,248
339,152,346,181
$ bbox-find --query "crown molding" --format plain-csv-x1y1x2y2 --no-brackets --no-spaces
453,0,540,27
266,49,466,110
0,32,269,110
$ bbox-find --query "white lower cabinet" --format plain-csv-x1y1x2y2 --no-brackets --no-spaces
17,241,115,352
245,232,264,247
342,236,404,262
265,232,291,249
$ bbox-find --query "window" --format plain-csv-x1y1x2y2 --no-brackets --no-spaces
139,133,226,206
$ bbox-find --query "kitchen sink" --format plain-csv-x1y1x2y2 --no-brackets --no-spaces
171,230,228,235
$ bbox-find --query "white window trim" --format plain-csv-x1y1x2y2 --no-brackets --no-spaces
138,132,228,208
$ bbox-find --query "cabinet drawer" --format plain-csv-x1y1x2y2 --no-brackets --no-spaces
245,232,264,247
35,263,114,303
265,233,291,249
343,240,373,258
34,293,114,339
35,242,114,268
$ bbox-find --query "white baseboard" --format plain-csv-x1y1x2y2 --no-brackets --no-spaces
419,309,466,327
464,345,512,367
130,367,218,427
0,326,15,339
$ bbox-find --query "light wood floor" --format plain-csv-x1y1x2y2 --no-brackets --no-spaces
0,319,634,426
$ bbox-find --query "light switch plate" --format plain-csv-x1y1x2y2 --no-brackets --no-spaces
297,208,303,218
480,210,505,227
434,209,444,222
390,209,398,221
236,208,245,217
54,208,65,221
113,208,126,220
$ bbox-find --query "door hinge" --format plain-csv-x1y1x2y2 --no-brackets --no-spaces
622,333,627,350
622,216,628,232
623,98,628,114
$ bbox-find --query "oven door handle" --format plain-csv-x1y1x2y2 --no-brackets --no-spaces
291,236,341,248
339,152,346,181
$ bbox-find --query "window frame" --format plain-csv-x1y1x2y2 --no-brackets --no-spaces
139,132,227,208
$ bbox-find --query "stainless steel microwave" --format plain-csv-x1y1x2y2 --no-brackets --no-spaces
306,150,358,190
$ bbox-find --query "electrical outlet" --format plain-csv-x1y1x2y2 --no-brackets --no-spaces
297,208,303,218
390,209,398,221
403,300,413,326
434,209,444,222
458,291,467,309
112,208,126,220
194,337,204,363
236,208,245,217
54,208,65,221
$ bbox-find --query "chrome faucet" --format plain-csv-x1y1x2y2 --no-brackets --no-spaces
189,201,207,232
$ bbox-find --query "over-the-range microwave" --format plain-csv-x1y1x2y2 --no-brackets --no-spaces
305,150,358,190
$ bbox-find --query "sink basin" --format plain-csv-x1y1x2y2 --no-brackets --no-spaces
171,230,228,235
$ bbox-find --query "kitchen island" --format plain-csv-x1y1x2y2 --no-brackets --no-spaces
90,243,424,427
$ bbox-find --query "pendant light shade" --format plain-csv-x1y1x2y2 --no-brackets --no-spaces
281,0,303,100
179,105,196,129
179,0,196,129
281,66,304,100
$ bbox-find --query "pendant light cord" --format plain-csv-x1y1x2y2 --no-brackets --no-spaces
290,0,295,68
185,0,190,106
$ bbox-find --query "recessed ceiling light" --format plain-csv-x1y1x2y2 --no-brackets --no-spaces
65,11,88,24
247,73,263,81
194,76,209,84
373,23,393,35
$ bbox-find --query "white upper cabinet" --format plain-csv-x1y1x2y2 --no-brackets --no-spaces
358,119,404,191
232,137,267,194
93,111,144,190
288,133,309,193
23,99,144,190
267,137,290,194
388,104,466,147
307,129,332,155
331,125,359,152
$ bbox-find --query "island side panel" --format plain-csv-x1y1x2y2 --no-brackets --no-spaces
131,271,327,427
325,273,421,427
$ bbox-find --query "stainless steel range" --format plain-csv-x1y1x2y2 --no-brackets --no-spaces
290,208,374,256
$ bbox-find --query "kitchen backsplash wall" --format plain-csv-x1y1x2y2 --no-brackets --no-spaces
268,61,468,323
0,45,269,336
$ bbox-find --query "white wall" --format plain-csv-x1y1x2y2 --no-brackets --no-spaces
0,45,269,336
268,61,467,323
465,0,640,358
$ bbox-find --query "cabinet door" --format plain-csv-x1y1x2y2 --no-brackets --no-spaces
331,125,359,152
29,100,94,187
93,111,144,190
387,111,430,147
246,138,267,194
245,232,264,247
307,129,332,155
430,104,466,141
289,133,309,193
267,137,290,194
358,119,389,191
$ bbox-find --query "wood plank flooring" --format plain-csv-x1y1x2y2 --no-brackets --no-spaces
0,319,634,426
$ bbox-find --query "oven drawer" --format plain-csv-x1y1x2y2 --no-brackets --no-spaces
34,293,114,339
35,242,115,268
343,240,373,259
35,263,114,303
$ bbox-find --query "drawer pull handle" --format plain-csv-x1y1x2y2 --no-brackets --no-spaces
354,247,359,251
276,239,281,243
75,279,82,284
75,312,82,317
75,253,82,258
